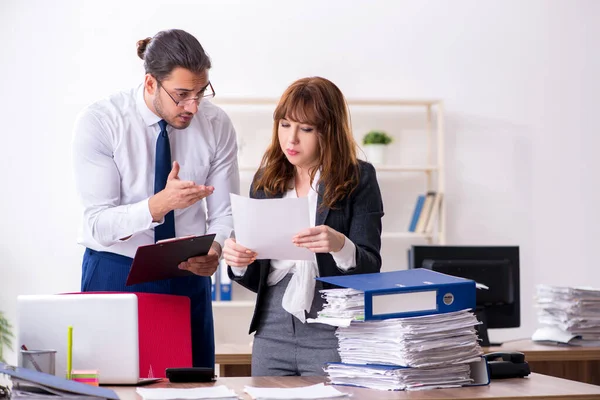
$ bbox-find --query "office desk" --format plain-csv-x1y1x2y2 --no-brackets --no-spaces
216,340,600,384
486,340,600,386
111,374,600,400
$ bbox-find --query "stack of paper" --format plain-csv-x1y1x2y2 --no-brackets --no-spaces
335,310,483,367
312,287,482,391
325,363,472,391
323,310,482,390
533,284,600,346
315,288,365,326
309,269,487,391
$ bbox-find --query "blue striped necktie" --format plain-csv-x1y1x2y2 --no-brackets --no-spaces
154,119,176,242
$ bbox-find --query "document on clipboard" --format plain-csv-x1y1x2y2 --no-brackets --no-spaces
126,234,216,286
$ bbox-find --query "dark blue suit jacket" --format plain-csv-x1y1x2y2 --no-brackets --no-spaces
228,160,384,333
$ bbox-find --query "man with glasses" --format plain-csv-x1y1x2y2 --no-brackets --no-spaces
72,29,239,369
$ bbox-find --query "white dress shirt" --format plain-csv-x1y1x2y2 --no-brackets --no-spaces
231,170,356,322
72,84,240,258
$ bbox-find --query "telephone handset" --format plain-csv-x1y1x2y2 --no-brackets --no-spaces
484,351,531,379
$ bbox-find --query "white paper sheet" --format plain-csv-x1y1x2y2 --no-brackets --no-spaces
244,383,348,399
230,193,316,261
136,386,237,400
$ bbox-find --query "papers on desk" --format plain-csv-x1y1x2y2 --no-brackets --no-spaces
334,309,483,368
244,383,348,399
531,326,600,346
325,363,472,391
310,285,485,391
136,384,348,400
230,194,316,261
136,386,237,400
533,284,600,346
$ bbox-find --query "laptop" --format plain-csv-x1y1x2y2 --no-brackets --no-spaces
17,293,165,385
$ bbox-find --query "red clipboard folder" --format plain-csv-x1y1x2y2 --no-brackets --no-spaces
126,234,216,285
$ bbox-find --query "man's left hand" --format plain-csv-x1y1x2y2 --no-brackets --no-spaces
178,242,221,276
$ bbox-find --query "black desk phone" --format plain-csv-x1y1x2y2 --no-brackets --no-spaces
484,352,531,379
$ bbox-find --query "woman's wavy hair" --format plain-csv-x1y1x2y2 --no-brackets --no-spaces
253,77,360,209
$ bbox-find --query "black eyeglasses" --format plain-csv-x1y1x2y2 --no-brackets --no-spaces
157,80,215,107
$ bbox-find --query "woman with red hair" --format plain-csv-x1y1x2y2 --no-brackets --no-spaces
224,76,384,376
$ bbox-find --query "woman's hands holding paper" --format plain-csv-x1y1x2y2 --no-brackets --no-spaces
293,225,345,253
222,225,346,265
223,238,257,267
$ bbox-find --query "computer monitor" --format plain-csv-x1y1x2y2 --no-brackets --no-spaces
408,245,520,346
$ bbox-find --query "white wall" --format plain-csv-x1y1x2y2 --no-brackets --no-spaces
1,0,599,363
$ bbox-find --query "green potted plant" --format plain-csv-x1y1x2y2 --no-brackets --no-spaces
0,311,13,363
362,130,393,165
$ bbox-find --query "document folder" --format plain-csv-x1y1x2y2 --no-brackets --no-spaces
0,362,119,400
317,268,475,320
126,234,215,285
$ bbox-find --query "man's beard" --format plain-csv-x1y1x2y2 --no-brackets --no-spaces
153,97,193,130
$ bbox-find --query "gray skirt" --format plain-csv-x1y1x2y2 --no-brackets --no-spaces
251,274,341,376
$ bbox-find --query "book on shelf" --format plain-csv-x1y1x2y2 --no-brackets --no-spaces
408,195,425,232
408,191,443,234
425,192,443,234
414,191,435,233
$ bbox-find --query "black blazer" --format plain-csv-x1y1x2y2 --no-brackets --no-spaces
228,160,384,334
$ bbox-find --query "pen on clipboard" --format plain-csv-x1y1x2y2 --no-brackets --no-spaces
20,345,42,372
